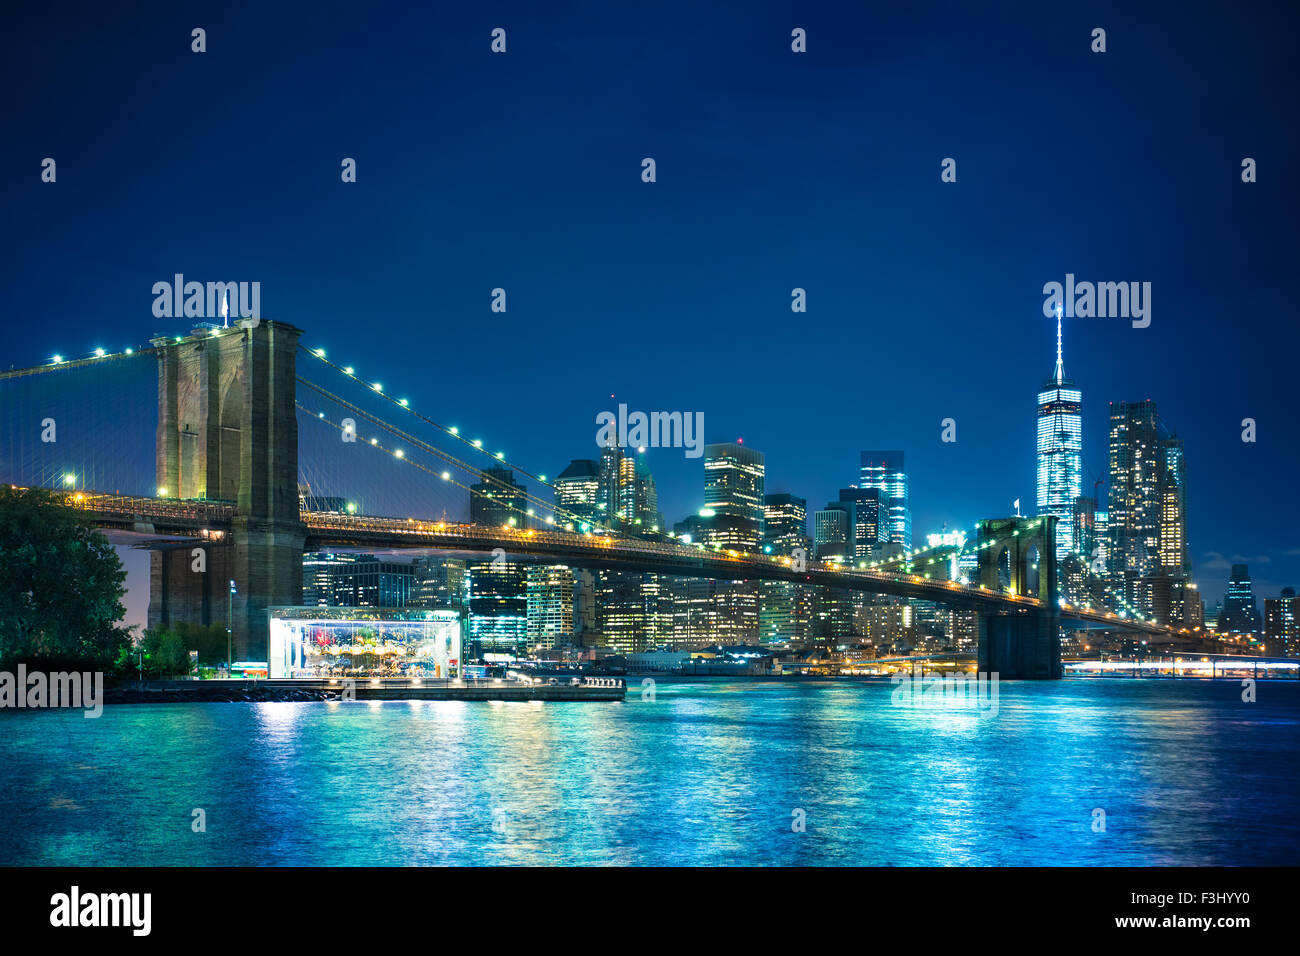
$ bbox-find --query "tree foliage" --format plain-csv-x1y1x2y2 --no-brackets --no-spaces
141,628,192,677
0,487,133,669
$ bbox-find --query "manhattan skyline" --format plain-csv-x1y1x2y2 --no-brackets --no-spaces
3,1,1297,609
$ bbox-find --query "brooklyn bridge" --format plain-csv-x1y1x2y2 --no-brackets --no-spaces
1,319,1166,679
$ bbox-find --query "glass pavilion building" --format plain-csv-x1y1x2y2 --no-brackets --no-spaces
268,607,461,679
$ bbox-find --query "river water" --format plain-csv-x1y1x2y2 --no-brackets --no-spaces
1,678,1296,865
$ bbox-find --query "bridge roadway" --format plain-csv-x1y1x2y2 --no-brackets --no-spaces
64,491,1164,635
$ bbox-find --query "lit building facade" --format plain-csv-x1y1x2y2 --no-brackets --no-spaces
1106,400,1196,617
467,558,528,657
758,580,814,645
1036,307,1083,558
302,552,413,608
764,492,810,557
813,504,852,562
526,565,574,647
1157,437,1190,577
409,557,466,610
859,451,911,549
1218,563,1262,634
622,452,663,532
553,459,601,526
704,442,765,552
1106,400,1161,607
1263,589,1299,657
839,486,890,562
594,570,671,654
470,466,529,529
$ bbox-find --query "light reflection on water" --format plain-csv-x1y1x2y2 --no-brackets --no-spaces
0,679,1296,866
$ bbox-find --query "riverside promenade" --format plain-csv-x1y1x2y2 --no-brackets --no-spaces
105,677,627,704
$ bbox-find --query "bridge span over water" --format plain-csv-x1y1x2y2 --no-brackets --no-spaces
3,319,1169,678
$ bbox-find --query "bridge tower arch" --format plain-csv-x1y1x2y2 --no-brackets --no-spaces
147,319,306,662
975,516,1061,679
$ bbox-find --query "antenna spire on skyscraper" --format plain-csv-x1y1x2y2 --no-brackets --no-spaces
1054,300,1064,384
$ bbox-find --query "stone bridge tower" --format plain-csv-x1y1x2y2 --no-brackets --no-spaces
975,516,1062,679
147,319,305,662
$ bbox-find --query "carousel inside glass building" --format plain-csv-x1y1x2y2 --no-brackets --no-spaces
268,607,462,679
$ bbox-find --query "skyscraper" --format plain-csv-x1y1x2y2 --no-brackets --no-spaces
694,442,765,641
1036,304,1083,557
470,466,529,528
760,494,813,645
621,451,662,532
590,441,662,533
1106,400,1161,605
758,579,814,645
813,504,852,562
859,451,911,549
1157,437,1190,577
1106,400,1193,616
1263,588,1299,657
839,486,891,561
302,553,413,607
1218,564,1262,634
704,441,765,552
409,556,467,610
525,565,574,647
595,570,671,653
553,459,600,526
467,558,528,657
764,492,810,556
597,432,622,524
467,466,530,654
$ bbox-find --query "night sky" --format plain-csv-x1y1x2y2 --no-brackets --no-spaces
3,0,1297,624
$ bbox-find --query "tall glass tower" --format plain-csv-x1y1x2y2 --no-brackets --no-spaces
704,442,766,551
859,451,911,549
1036,303,1083,557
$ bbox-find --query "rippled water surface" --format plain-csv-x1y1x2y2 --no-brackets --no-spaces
2,679,1296,865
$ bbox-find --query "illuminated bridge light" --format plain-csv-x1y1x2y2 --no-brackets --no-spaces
51,354,63,364
495,452,505,460
538,475,546,482
125,348,133,355
314,348,326,357
372,383,383,392
62,474,76,486
157,487,168,497
472,439,482,449
449,426,458,435
399,398,409,407
441,471,451,480
93,348,105,357
343,366,354,375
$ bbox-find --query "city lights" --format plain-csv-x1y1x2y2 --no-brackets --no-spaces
1,4,1290,885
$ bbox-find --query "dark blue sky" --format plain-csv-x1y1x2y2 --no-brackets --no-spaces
3,0,1298,611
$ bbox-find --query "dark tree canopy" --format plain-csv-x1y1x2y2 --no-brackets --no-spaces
0,487,133,669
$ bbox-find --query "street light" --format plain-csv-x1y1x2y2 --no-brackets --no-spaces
227,579,237,672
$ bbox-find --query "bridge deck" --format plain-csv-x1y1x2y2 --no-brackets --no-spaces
57,490,1163,633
